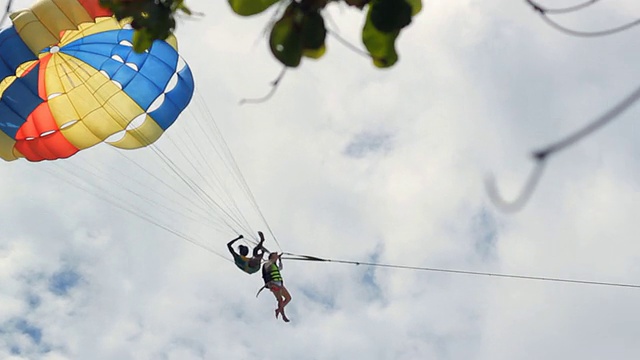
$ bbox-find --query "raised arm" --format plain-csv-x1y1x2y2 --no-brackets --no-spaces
227,235,243,254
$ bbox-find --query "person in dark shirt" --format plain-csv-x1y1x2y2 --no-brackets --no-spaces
227,231,266,274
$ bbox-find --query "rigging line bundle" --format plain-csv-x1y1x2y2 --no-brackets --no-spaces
36,164,230,262
69,106,266,239
38,55,277,254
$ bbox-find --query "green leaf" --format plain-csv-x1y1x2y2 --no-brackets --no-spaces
228,0,280,16
303,44,326,59
133,29,155,53
269,11,303,67
370,0,412,33
174,0,193,16
405,0,422,16
362,6,399,68
300,12,326,50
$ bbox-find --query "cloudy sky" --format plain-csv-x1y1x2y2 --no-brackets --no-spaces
2,0,640,359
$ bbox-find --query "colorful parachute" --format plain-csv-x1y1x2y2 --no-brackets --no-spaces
0,0,194,161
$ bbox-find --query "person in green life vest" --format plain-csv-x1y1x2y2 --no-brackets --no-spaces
227,231,266,274
262,252,292,322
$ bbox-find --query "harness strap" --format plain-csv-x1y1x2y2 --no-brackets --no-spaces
255,281,282,298
255,284,267,298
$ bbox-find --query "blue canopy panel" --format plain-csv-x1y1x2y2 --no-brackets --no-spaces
0,63,42,138
0,27,38,81
148,62,195,130
59,30,183,111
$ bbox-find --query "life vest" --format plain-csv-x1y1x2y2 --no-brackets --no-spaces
262,262,282,284
256,263,282,298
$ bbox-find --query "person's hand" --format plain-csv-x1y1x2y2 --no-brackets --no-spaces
238,234,244,239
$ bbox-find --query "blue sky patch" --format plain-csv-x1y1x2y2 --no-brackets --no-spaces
471,208,499,260
15,318,42,344
344,131,394,158
27,293,41,309
360,247,384,301
48,269,81,296
299,285,336,310
0,318,52,356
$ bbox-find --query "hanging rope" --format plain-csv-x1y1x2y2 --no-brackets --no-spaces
525,0,640,38
282,252,640,289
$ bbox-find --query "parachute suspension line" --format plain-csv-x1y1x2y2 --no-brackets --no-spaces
156,137,250,235
111,151,235,234
102,155,225,229
61,154,223,231
282,253,640,290
45,157,227,236
195,96,257,207
109,128,236,232
53,53,270,250
154,133,239,222
147,142,253,235
109,150,223,225
194,93,282,250
209,118,280,247
190,97,248,192
38,164,230,261
60,49,252,237
129,129,246,235
158,93,272,245
104,132,243,233
73,46,262,242
159,123,254,235
181,102,260,240
183,105,256,232
114,120,242,235
65,59,222,229
43,149,237,255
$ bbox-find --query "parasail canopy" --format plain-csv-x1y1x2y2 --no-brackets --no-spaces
0,0,194,162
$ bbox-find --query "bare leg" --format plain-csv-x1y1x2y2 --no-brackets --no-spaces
278,287,291,322
272,289,283,319
280,307,290,323
275,301,288,322
281,286,292,308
